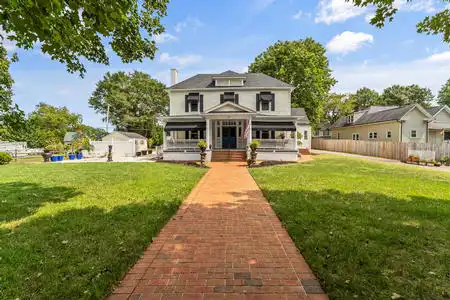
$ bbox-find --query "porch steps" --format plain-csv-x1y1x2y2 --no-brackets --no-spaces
211,150,247,162
299,148,311,155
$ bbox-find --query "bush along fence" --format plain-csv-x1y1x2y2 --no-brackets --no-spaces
311,139,450,163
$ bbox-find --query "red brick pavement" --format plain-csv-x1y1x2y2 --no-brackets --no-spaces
107,162,327,300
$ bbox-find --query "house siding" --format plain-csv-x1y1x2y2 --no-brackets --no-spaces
169,89,291,116
401,107,428,143
332,121,400,141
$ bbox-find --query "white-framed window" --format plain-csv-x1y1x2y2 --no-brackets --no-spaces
369,132,378,140
346,115,354,124
410,130,417,138
386,131,392,139
261,100,270,111
352,133,360,140
304,130,308,139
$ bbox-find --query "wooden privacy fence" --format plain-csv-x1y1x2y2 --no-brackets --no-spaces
312,139,409,161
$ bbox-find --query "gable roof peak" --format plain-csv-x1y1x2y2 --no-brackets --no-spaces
219,70,241,76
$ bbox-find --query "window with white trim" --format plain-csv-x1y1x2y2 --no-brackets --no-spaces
261,101,270,111
368,132,378,139
352,133,360,140
410,130,417,138
190,101,198,112
346,115,354,124
386,131,392,139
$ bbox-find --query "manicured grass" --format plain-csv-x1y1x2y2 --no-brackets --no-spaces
250,155,450,300
0,162,206,299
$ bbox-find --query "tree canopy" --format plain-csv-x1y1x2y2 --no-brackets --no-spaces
28,103,83,147
350,87,381,110
323,93,355,124
0,0,169,76
380,84,434,107
438,79,450,106
89,71,169,139
249,38,336,126
351,0,450,44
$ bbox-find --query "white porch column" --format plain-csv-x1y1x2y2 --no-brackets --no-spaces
162,125,167,150
248,117,252,145
294,126,299,150
206,119,211,148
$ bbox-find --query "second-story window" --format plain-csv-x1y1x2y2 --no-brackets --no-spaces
346,115,354,123
257,92,275,111
220,92,239,104
185,93,203,113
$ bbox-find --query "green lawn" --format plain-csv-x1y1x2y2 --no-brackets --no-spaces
250,155,450,300
0,162,206,299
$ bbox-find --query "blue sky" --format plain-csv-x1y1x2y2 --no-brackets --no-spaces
7,0,450,128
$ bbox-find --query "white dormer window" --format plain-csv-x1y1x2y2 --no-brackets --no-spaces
346,115,354,123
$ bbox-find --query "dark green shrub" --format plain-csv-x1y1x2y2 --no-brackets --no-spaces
0,152,13,165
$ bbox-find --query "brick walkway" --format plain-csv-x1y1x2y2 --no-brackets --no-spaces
108,162,327,300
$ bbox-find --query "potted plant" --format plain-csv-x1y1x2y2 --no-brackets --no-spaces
408,155,420,164
197,140,208,167
248,140,260,167
57,153,64,161
68,152,76,160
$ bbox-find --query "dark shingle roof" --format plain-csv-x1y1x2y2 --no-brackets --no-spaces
425,106,444,116
291,108,309,124
169,72,293,89
213,70,242,77
331,105,417,128
116,131,147,139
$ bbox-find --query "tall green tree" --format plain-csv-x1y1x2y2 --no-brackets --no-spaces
249,38,336,126
438,79,450,106
89,71,169,139
350,0,450,44
350,87,381,110
80,125,107,141
323,93,355,124
380,84,434,107
0,44,28,141
0,0,169,76
28,103,82,147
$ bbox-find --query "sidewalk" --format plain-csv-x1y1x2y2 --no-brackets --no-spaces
107,162,327,300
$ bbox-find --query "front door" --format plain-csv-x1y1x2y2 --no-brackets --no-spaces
222,127,237,149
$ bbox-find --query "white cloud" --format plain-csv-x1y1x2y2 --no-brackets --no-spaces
315,0,367,24
333,54,450,95
394,0,436,13
159,52,202,67
326,31,374,55
153,33,178,44
174,17,203,33
423,51,450,62
293,10,303,19
316,0,437,25
0,30,16,51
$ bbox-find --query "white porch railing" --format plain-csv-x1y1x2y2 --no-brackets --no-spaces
165,138,200,150
254,139,296,150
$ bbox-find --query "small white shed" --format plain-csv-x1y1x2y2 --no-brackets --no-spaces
92,131,148,157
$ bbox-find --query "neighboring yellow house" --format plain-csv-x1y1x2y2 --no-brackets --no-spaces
329,104,444,143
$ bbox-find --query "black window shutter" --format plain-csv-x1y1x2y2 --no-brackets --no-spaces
271,93,275,111
235,94,239,104
199,95,204,112
271,130,275,139
185,95,189,112
220,94,224,104
185,130,189,139
256,94,260,111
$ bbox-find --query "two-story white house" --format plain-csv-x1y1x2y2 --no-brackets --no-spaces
162,70,311,162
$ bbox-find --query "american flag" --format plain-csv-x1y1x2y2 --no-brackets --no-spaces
243,120,249,138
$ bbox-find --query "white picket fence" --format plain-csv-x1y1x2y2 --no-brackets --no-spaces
0,141,42,157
